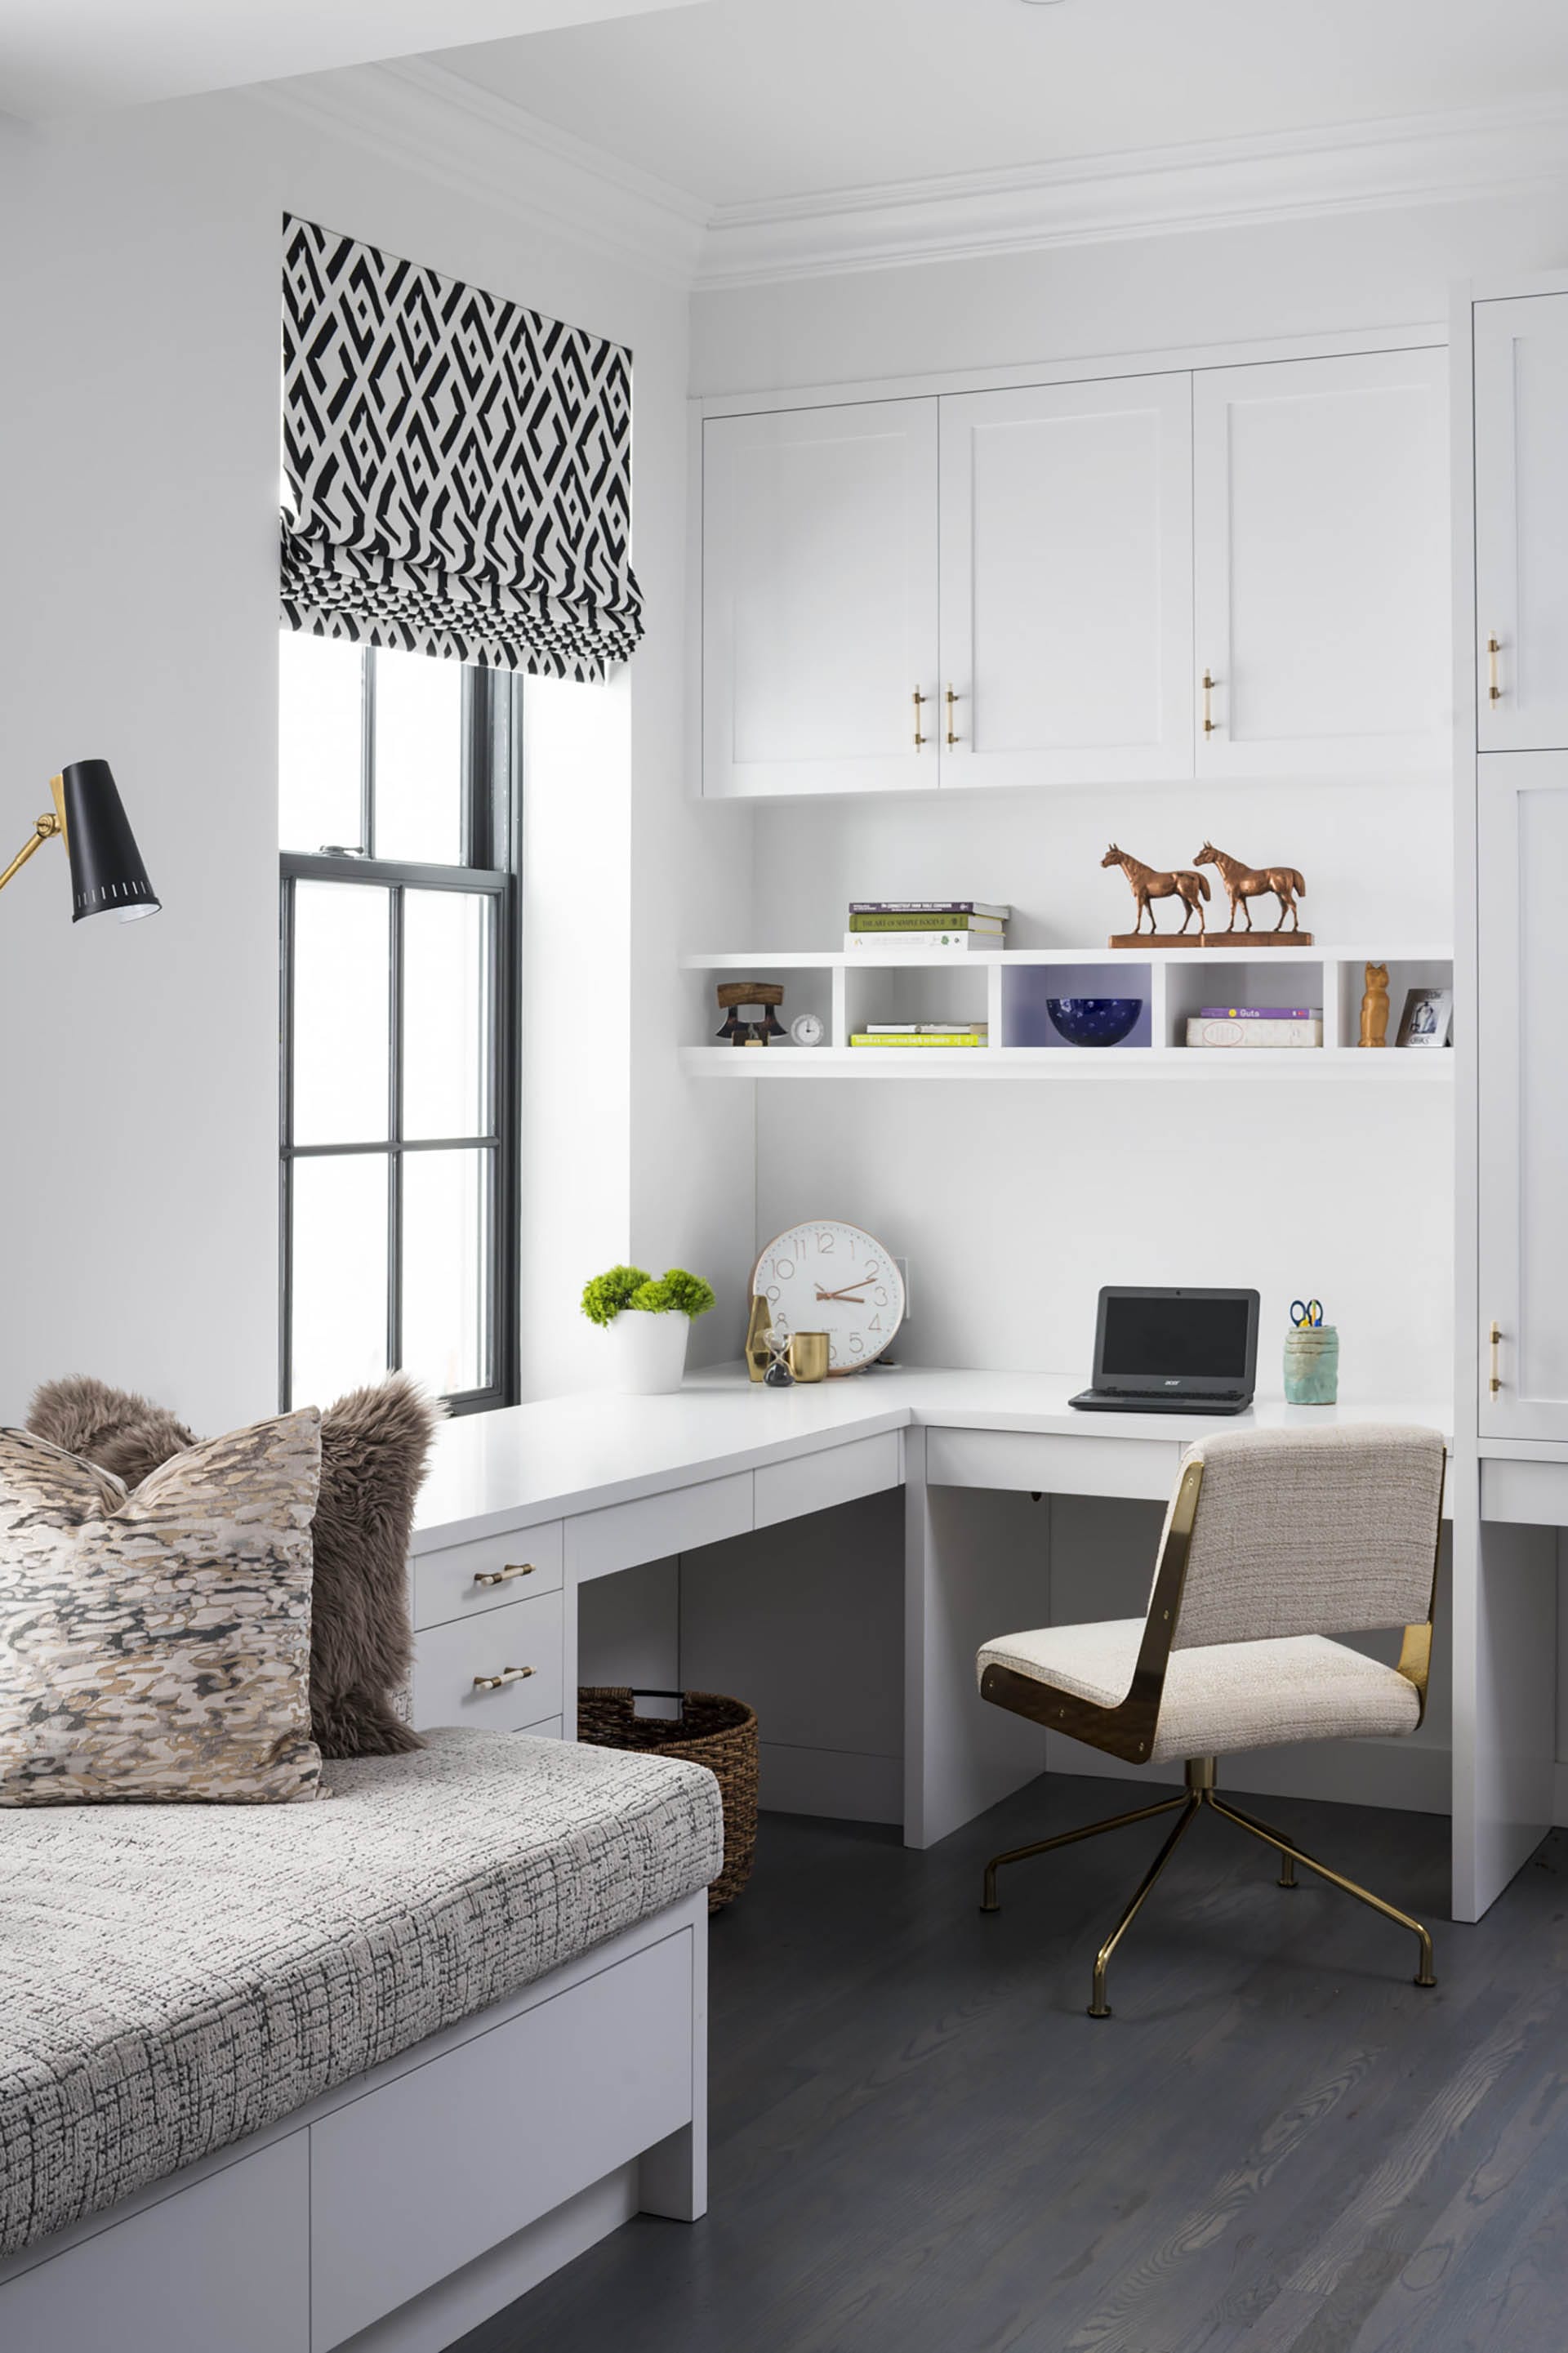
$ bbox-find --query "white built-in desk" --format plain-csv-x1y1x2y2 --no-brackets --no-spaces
410,1367,1452,1856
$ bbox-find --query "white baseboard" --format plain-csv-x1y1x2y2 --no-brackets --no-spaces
1044,1733,1453,1817
759,1740,902,1822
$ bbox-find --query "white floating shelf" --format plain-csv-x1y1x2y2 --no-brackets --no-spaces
681,943,1454,1074
681,1046,1454,1081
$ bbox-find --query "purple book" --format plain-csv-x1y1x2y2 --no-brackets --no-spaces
1198,1005,1321,1020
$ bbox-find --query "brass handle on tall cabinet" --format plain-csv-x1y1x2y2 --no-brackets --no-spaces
473,1562,535,1587
912,689,928,749
1487,636,1503,703
1489,1321,1503,1396
1201,670,1218,735
945,686,960,746
473,1664,536,1691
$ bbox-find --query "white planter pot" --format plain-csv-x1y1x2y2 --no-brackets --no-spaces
603,1311,689,1395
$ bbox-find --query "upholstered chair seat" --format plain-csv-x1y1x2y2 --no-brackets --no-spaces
977,1621,1422,1763
975,1423,1446,2017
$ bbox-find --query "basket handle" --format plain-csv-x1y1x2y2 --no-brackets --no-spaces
628,1687,686,1721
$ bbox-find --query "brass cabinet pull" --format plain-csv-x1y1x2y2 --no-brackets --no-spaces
945,685,960,746
912,688,928,749
473,1664,536,1691
473,1562,535,1587
1487,635,1503,703
1201,669,1218,736
1490,1320,1503,1396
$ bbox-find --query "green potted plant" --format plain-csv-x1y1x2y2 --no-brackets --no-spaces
581,1264,716,1394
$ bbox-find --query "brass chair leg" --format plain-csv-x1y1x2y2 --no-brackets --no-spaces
980,1793,1188,1914
1208,1794,1436,1988
1089,1797,1201,2019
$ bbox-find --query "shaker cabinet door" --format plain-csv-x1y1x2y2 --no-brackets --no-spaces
702,399,939,797
1474,293,1568,752
1477,751,1568,1442
938,374,1194,787
1194,348,1448,778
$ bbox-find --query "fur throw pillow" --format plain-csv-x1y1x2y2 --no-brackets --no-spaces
26,1375,195,1489
25,1373,441,1760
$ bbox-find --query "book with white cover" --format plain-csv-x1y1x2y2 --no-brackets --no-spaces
844,930,1003,953
1187,1017,1324,1049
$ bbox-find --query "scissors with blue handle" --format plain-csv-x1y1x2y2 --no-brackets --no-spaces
1290,1298,1324,1329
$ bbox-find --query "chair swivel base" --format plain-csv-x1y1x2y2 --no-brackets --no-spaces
980,1756,1437,2019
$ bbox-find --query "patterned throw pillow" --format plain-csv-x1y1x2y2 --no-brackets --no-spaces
0,1411,323,1806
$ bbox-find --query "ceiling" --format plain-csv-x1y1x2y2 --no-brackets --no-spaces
0,0,708,120
431,0,1568,209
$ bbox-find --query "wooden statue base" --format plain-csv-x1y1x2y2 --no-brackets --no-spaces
1107,930,1315,950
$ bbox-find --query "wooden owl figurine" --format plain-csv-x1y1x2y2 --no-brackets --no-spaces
1359,961,1390,1049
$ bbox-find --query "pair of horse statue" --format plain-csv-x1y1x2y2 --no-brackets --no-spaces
1102,843,1307,936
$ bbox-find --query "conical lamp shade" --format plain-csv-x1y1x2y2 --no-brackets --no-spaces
60,760,159,923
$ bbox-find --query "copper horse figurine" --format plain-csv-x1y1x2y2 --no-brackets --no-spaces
1194,843,1307,933
1102,844,1209,935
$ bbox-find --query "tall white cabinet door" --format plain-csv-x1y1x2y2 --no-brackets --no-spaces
1477,751,1568,1442
702,400,938,797
1474,295,1568,752
938,375,1194,787
1194,349,1448,778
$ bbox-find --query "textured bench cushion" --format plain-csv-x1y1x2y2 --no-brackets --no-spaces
0,1728,722,2257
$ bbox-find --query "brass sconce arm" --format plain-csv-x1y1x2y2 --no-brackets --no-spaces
0,777,67,898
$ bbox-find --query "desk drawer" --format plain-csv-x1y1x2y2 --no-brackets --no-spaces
412,1522,564,1632
754,1432,902,1529
412,1589,564,1731
925,1425,1182,1503
566,1471,753,1583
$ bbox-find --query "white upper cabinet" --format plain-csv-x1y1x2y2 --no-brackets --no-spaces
938,376,1194,787
702,400,939,798
1193,349,1449,778
1477,751,1568,1442
1474,295,1568,753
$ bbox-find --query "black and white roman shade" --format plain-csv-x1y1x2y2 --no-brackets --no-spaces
280,216,643,680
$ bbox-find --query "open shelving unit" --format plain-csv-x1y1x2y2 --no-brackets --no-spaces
679,946,1455,1081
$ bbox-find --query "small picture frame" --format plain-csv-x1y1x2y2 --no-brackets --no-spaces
1396,986,1453,1049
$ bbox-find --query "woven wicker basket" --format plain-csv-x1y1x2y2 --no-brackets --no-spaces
577,1687,758,1912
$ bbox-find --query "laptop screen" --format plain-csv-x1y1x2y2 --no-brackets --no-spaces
1100,1291,1253,1383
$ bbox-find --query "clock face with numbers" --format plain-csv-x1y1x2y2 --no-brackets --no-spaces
752,1220,905,1377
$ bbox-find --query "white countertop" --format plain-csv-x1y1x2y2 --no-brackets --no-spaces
412,1364,1452,1549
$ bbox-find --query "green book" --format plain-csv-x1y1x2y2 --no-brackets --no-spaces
848,910,1004,933
849,1032,988,1048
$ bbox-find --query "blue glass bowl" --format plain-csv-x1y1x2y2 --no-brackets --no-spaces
1045,996,1143,1049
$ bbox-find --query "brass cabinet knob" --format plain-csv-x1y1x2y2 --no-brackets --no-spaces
473,1562,535,1587
473,1665,536,1691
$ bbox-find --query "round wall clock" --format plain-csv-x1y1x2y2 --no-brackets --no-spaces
752,1219,905,1376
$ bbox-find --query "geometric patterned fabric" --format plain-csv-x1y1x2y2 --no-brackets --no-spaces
281,216,644,680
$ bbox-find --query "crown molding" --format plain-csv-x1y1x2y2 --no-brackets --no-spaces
250,56,709,289
697,95,1568,286
251,65,1568,296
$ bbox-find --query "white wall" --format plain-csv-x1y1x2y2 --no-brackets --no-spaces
0,78,752,1430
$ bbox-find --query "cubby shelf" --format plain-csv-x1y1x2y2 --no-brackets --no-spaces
679,945,1454,1078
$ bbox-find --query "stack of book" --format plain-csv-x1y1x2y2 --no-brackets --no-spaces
844,900,1009,952
1186,1005,1324,1049
849,1023,990,1049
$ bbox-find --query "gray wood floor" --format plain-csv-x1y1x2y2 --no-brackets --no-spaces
452,1773,1568,2353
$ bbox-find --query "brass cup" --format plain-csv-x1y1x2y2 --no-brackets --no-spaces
787,1331,831,1383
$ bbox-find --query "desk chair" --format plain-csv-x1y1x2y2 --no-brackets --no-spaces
977,1424,1446,2018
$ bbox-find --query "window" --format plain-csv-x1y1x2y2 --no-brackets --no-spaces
278,634,519,1415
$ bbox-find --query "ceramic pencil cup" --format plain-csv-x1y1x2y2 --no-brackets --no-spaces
1283,1323,1339,1405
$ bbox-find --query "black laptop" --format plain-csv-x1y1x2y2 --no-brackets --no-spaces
1070,1286,1260,1416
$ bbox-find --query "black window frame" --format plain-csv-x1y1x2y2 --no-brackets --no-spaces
278,648,522,1418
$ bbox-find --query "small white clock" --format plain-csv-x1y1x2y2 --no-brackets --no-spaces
752,1219,905,1376
789,1012,824,1047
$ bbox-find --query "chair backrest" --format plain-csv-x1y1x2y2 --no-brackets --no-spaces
1157,1424,1445,1651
